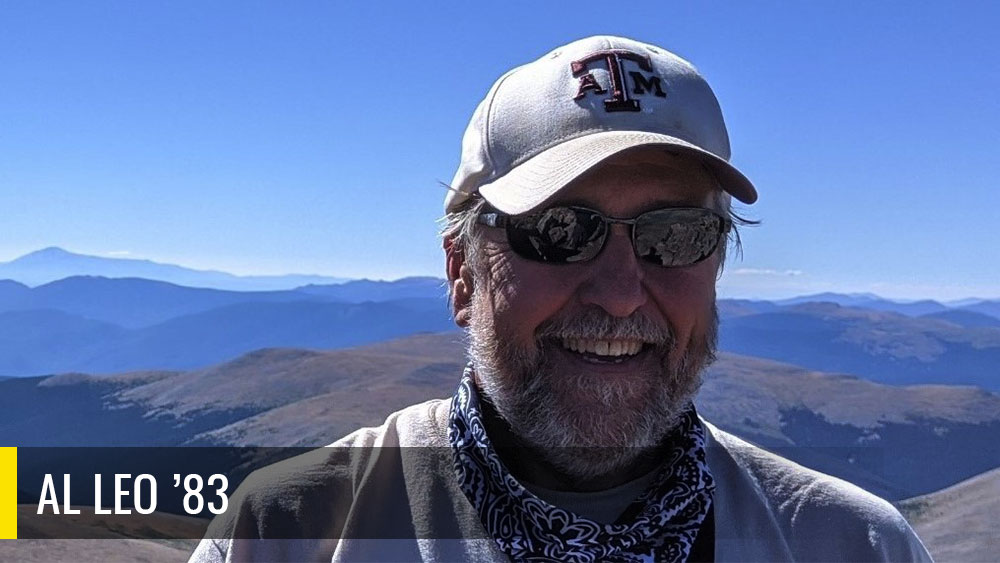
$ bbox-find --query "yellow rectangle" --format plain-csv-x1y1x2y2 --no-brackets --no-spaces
0,447,15,539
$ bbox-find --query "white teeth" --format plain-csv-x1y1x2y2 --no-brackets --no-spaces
560,338,644,357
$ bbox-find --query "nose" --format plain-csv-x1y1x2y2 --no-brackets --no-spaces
576,225,647,317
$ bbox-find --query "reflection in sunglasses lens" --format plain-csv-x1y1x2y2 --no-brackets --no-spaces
507,207,721,267
636,209,722,267
509,208,606,263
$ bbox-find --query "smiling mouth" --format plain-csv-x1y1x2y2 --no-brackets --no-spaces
557,337,652,364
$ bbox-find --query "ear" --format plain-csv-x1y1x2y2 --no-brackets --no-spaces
444,236,474,328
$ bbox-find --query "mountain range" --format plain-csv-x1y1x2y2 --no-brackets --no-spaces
719,301,1000,390
4,332,998,504
4,246,1000,310
773,292,951,316
0,298,456,376
3,275,999,394
0,275,451,328
0,247,348,290
1,249,996,560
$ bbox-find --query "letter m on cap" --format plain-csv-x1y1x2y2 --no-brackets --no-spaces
571,49,666,112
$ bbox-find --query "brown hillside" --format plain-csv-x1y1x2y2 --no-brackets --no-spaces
900,467,1000,562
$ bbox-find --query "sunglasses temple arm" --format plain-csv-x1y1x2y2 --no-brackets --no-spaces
477,212,508,228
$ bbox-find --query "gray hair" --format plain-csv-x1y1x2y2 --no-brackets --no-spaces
439,195,490,270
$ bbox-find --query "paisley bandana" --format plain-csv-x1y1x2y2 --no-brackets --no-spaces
448,365,715,562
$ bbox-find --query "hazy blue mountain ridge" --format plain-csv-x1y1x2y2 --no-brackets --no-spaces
0,247,348,290
0,276,336,328
297,276,448,302
0,275,998,391
719,302,1000,390
960,300,1000,320
919,309,1000,329
0,275,453,329
0,309,128,376
0,299,457,376
0,280,30,309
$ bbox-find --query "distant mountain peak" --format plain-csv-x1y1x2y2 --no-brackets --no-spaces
0,248,349,291
20,246,75,259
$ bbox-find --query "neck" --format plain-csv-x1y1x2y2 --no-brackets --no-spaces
479,397,663,492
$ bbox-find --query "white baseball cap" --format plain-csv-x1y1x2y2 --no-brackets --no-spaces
444,35,757,214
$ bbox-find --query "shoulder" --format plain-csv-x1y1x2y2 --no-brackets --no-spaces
204,399,451,540
703,419,933,561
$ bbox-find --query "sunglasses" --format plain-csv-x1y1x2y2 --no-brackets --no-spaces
477,205,730,267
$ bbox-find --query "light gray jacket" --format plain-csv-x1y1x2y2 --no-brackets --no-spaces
189,398,933,562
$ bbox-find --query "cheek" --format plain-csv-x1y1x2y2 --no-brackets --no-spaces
484,254,580,343
645,264,717,344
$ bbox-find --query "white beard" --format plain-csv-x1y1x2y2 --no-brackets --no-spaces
467,295,718,481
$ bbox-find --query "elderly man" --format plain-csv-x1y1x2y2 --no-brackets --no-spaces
190,35,932,562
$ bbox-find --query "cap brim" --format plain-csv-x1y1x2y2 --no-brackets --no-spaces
478,130,757,215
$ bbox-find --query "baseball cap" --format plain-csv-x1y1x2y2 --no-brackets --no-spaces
444,35,757,214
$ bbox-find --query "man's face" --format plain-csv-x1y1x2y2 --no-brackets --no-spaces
461,149,722,479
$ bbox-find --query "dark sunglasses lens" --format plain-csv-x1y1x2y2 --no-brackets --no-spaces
635,209,724,267
506,207,607,263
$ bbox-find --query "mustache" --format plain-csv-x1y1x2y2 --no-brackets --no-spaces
534,308,674,348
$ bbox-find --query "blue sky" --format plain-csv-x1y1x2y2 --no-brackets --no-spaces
1,1,997,300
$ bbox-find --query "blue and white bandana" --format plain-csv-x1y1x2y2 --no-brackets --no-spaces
448,365,715,562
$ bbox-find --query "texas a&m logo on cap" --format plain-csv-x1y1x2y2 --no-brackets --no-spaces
571,49,666,112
